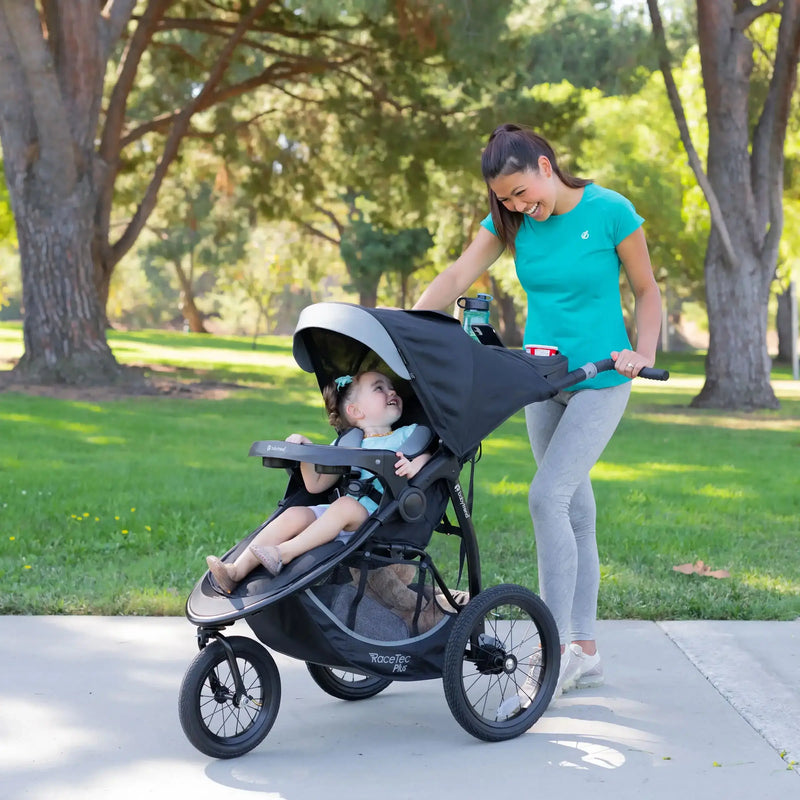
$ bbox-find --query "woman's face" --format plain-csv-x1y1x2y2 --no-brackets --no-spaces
488,157,558,221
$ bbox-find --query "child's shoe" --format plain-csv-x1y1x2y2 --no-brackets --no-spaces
250,544,283,576
206,556,237,594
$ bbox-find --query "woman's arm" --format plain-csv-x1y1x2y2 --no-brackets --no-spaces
613,227,662,373
413,227,505,311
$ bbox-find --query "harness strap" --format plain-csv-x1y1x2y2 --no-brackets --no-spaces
347,555,371,630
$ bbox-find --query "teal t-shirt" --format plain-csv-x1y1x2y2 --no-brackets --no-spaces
481,183,644,390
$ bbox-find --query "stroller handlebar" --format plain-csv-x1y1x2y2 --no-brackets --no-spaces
549,357,669,391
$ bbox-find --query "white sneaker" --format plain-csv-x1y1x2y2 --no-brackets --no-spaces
554,646,581,697
568,643,604,688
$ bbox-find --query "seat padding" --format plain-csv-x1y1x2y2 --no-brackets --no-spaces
336,425,434,458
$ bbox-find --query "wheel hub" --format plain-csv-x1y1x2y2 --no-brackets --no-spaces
474,634,513,675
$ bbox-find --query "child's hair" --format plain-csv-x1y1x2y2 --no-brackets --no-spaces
322,372,365,433
481,123,591,254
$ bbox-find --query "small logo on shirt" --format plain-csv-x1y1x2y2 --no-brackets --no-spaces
581,230,590,240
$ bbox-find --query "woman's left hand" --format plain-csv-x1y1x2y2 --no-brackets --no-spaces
611,349,654,378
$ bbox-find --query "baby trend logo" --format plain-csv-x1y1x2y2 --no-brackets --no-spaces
581,230,590,239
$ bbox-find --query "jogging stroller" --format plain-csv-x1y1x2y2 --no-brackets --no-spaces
178,302,667,758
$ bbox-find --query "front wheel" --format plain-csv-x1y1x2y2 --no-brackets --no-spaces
442,583,559,742
306,663,392,700
179,636,281,759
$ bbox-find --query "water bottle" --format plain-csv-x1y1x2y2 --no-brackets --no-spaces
457,293,493,341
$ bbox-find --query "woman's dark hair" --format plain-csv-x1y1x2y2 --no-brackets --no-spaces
481,123,591,254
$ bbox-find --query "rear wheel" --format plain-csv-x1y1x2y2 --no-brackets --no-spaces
442,583,559,741
306,663,392,700
179,636,280,759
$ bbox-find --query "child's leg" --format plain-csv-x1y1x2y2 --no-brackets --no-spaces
207,506,316,589
276,496,368,565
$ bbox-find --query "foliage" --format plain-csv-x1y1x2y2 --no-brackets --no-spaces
510,0,695,96
340,212,433,307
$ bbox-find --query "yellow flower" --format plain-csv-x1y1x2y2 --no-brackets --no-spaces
145,525,151,532
115,516,120,520
122,530,129,535
131,507,136,512
83,512,89,517
9,536,15,541
23,565,31,570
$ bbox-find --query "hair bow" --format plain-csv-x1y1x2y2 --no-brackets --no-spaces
334,375,353,391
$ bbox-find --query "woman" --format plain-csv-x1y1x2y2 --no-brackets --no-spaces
413,123,661,696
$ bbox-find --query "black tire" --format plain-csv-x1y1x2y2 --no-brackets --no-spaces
442,583,560,742
306,663,392,700
179,636,281,759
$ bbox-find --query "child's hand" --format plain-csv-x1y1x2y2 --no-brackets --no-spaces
285,433,312,445
394,451,431,478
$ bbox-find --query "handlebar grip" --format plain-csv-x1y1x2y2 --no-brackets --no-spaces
638,366,669,381
584,358,669,381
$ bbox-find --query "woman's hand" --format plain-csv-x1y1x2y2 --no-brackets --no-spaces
611,348,654,378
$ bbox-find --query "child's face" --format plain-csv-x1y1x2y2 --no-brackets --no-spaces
349,372,402,427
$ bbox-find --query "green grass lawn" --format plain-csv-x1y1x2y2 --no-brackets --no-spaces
1,322,798,620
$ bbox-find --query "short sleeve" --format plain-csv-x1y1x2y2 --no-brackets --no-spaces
611,193,644,245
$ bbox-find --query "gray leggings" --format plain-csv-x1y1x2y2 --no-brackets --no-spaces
524,382,631,646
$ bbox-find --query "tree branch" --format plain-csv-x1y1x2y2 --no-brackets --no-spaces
647,0,739,268
0,2,34,170
118,52,363,148
752,0,800,263
97,0,173,267
112,0,272,266
734,0,782,30
1,0,77,198
299,221,341,246
102,0,139,45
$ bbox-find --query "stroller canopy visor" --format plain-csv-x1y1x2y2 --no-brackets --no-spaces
293,303,558,460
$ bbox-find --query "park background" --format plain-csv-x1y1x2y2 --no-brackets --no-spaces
0,1,798,620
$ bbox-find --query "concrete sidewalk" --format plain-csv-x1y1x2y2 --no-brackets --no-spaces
0,616,797,800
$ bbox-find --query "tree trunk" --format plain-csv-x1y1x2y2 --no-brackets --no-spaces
692,233,777,409
489,276,522,347
775,283,795,363
15,178,121,384
358,287,378,308
173,258,208,334
648,0,800,409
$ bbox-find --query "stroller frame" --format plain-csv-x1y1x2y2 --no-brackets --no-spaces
177,302,668,758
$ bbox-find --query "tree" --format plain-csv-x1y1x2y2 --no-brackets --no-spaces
139,177,249,332
517,0,694,96
648,0,800,409
0,0,508,384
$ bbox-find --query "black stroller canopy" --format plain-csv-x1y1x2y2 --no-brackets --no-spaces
293,303,559,460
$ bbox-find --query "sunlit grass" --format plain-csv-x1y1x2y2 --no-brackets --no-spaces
1,323,799,619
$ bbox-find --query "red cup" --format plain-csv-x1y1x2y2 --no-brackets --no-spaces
524,343,559,357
